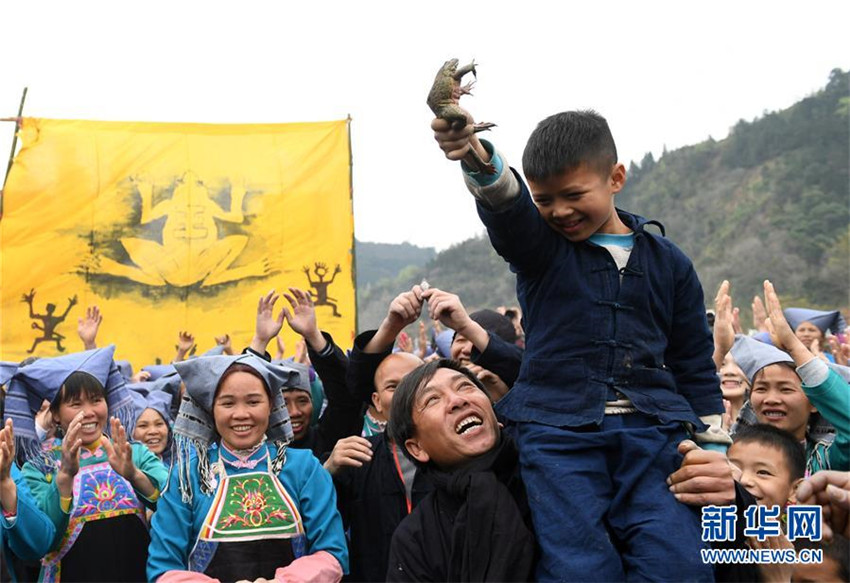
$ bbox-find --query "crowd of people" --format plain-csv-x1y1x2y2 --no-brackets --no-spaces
0,106,848,583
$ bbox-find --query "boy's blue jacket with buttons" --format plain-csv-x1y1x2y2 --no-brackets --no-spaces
481,169,722,430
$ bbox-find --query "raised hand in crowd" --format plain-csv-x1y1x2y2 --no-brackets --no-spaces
731,305,743,335
215,333,234,355
35,399,57,442
808,337,829,362
417,321,428,360
275,336,286,361
293,339,309,365
364,284,425,353
77,305,102,350
101,417,158,499
249,290,285,355
174,330,196,362
130,370,151,383
826,336,849,366
750,532,794,583
721,399,734,433
467,363,511,402
796,470,850,540
397,332,413,354
283,287,328,352
423,287,490,354
712,280,736,371
667,439,738,506
55,411,86,498
323,435,374,476
0,419,17,514
762,280,813,366
752,295,769,333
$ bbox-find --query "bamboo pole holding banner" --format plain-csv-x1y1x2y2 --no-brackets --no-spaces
1,87,29,218
347,114,359,335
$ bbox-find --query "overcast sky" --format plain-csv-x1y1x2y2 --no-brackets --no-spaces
2,0,847,250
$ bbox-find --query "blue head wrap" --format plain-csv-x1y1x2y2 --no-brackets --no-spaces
201,345,227,357
141,364,178,381
128,372,182,425
6,346,134,473
784,308,845,336
115,360,134,382
729,334,795,384
434,330,454,358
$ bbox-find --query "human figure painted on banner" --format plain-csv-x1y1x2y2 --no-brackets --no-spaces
303,262,342,317
88,171,270,288
21,288,77,353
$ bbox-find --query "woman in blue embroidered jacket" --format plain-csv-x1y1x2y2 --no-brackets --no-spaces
9,346,167,582
147,353,348,583
1,361,55,583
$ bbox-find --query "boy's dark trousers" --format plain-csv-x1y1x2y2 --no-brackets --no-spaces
517,412,714,582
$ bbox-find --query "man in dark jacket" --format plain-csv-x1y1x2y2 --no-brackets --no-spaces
325,351,426,582
386,359,536,582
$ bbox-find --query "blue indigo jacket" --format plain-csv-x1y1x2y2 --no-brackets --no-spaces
481,169,722,429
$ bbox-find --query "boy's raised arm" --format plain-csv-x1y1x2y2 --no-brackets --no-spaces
431,109,521,211
431,110,558,275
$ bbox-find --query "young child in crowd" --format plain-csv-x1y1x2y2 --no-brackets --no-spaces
728,424,815,583
726,423,850,583
728,424,806,511
431,104,726,579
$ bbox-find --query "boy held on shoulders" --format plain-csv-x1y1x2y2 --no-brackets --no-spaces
432,107,726,580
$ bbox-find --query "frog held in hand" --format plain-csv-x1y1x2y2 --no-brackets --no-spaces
426,58,497,174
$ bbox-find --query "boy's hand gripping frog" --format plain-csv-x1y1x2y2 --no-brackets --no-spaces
426,59,496,174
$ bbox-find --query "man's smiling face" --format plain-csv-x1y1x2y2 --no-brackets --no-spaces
404,367,499,469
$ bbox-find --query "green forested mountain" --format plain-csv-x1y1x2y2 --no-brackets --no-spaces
620,68,848,320
354,240,436,288
356,69,849,331
356,234,516,331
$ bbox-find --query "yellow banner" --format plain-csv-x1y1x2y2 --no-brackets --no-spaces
1,118,355,367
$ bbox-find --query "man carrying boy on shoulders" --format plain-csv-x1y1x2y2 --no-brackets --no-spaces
431,106,727,580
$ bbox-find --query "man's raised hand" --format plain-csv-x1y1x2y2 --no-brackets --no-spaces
282,287,326,351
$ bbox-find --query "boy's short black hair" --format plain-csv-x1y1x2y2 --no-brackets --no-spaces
387,359,488,464
732,424,806,481
522,110,618,181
